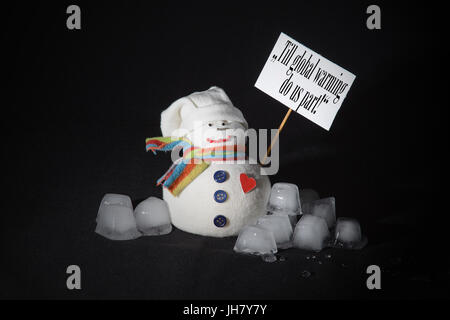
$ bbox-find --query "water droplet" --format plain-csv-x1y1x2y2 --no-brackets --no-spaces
325,254,332,259
301,270,312,278
261,254,277,263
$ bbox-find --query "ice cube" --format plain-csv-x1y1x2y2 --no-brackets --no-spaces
256,215,293,249
95,194,141,240
309,197,336,228
267,182,301,216
334,218,367,249
134,197,172,236
101,193,132,207
299,188,319,205
293,215,330,252
96,194,132,223
271,212,298,227
234,226,277,261
302,197,335,227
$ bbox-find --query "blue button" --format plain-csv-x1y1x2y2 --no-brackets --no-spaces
214,215,227,228
213,170,227,183
214,190,228,203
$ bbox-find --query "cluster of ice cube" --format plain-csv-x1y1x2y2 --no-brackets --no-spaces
95,194,172,240
234,183,298,262
234,182,367,261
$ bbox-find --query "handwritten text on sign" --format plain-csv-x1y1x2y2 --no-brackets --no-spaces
255,33,356,130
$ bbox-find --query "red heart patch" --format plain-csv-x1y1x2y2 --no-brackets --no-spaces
240,173,256,194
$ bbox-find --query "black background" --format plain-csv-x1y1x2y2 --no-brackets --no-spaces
1,1,448,299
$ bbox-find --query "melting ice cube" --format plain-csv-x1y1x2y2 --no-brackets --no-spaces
272,212,298,227
256,215,293,249
234,226,277,262
134,197,172,236
267,182,301,216
309,197,336,228
293,215,330,252
299,188,320,206
95,194,141,240
334,217,367,249
301,197,336,228
101,194,132,207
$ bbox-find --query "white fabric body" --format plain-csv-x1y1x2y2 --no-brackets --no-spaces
163,161,271,237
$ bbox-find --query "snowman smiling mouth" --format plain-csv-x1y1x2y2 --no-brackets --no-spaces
206,136,231,144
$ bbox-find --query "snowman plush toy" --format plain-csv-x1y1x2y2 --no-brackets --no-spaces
146,87,271,237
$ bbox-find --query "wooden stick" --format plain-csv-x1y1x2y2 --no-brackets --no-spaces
261,108,292,165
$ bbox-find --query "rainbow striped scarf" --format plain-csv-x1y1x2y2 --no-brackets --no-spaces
145,136,245,196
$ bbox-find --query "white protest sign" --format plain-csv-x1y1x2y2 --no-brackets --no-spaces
255,32,356,130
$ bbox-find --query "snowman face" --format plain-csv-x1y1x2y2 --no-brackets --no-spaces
186,120,246,148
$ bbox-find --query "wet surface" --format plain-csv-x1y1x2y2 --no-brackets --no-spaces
1,211,448,299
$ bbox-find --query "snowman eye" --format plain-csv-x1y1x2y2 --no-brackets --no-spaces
208,123,213,127
221,122,226,126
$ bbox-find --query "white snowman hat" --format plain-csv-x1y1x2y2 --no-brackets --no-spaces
160,86,248,136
